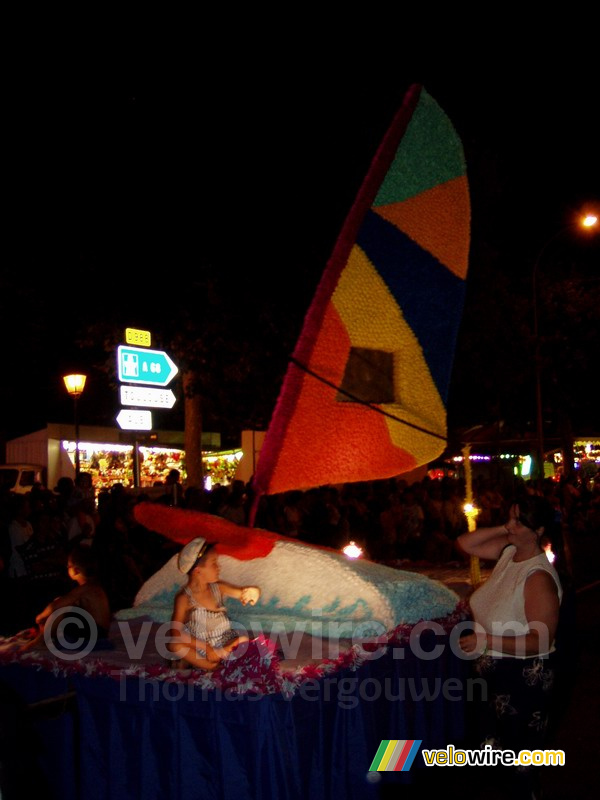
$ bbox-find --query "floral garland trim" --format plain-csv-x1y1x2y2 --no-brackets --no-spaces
0,600,469,699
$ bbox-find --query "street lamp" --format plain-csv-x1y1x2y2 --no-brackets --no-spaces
63,373,87,480
532,212,598,481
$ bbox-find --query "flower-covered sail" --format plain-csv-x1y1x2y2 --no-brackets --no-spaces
252,84,470,498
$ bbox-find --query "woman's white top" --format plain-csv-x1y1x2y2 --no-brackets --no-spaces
469,545,562,658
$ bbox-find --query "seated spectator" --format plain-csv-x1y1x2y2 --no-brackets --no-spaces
19,544,112,653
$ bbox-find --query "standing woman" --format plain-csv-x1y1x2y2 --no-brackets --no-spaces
457,494,563,799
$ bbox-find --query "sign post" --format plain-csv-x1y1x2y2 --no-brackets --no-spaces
116,330,179,487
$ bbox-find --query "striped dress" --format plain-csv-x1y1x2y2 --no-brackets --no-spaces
183,583,238,656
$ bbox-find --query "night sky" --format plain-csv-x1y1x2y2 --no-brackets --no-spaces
2,44,598,450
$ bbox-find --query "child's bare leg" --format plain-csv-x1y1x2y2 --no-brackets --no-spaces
169,644,220,671
181,652,220,671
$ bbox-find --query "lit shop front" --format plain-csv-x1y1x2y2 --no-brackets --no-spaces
61,439,242,491
4,424,242,493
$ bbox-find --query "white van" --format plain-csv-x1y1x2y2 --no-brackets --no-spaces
0,463,46,494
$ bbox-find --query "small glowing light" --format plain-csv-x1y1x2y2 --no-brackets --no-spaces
582,214,598,228
544,544,556,563
463,503,480,522
521,455,532,477
342,541,363,559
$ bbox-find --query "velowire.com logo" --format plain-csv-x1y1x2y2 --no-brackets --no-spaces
369,739,422,772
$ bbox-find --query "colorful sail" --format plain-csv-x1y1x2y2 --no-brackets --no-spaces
252,84,470,497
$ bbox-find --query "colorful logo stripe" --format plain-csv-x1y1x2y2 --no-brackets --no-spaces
369,739,422,772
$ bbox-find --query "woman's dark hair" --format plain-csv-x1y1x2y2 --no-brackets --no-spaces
515,494,555,535
516,493,571,586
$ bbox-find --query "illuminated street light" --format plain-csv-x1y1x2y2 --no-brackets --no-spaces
532,212,598,481
63,373,87,480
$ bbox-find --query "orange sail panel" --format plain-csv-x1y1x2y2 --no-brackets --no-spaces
252,84,470,496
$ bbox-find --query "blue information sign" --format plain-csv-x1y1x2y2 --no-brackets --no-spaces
117,345,179,387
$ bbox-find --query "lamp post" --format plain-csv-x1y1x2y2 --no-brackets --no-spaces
532,213,598,482
63,373,87,480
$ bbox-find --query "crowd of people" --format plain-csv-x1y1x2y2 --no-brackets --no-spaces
0,475,179,634
197,469,599,569
1,467,598,638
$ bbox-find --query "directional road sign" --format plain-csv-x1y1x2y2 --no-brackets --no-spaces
120,386,177,409
117,345,179,387
116,409,153,431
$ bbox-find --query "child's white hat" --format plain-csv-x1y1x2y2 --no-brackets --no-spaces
177,537,209,573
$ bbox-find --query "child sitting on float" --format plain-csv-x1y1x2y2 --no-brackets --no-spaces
167,537,260,670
